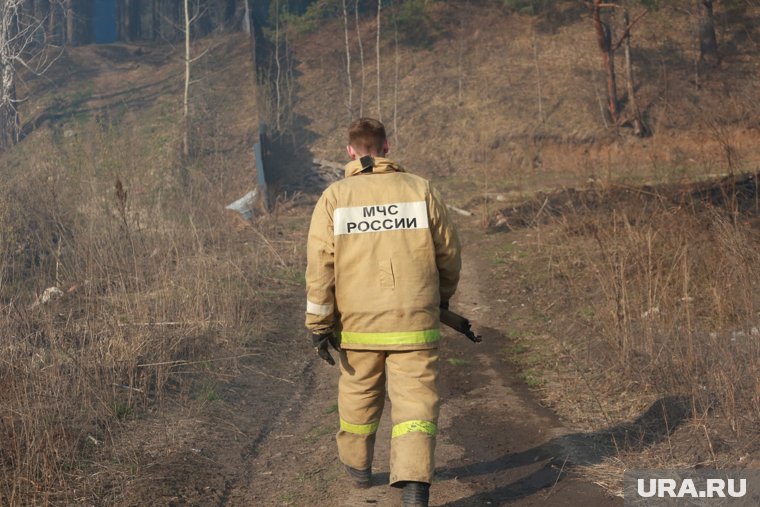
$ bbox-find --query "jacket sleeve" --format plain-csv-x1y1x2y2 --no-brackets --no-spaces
427,184,462,303
305,192,336,334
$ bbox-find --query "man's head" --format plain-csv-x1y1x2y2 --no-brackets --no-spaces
347,117,390,160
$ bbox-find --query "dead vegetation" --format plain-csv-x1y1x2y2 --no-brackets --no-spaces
284,0,760,489
0,36,305,504
2,0,760,502
492,172,760,491
292,1,760,197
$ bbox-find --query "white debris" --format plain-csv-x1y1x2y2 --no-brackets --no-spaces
225,189,258,220
447,204,473,217
641,307,660,319
40,287,64,304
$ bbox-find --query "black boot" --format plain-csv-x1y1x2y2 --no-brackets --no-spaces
402,481,430,507
345,465,372,489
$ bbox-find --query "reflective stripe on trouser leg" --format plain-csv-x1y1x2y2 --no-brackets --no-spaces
386,349,440,486
340,418,380,435
337,349,387,471
391,420,437,438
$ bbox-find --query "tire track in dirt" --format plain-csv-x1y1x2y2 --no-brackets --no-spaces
218,357,317,506
422,232,623,506
110,288,321,506
223,229,623,506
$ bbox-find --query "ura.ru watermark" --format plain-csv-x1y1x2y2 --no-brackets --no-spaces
624,470,760,506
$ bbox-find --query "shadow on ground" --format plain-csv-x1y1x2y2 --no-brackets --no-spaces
437,395,691,506
262,114,319,196
492,171,760,232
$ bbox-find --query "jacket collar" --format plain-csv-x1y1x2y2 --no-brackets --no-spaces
344,157,404,178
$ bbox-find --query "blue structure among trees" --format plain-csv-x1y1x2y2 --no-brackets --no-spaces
92,0,117,43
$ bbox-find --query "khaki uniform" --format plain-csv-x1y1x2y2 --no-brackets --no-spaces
305,157,460,485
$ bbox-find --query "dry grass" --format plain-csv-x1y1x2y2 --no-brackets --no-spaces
495,174,760,492
3,0,760,501
0,36,301,505
557,186,757,421
279,0,760,487
289,1,760,201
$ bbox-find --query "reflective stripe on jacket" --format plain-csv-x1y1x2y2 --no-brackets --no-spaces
305,157,461,351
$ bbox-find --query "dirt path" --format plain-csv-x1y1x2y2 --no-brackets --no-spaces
210,227,623,506
114,222,623,506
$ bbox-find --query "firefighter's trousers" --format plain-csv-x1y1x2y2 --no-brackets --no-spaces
337,348,440,486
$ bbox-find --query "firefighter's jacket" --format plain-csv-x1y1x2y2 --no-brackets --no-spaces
305,157,461,351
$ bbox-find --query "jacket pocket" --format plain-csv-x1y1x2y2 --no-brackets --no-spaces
379,259,395,289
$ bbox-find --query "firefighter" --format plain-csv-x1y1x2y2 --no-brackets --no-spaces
305,118,461,507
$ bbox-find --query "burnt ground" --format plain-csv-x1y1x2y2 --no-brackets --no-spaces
111,216,636,507
490,171,760,232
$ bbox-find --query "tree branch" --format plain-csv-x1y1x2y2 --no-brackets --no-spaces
189,47,210,63
612,9,649,52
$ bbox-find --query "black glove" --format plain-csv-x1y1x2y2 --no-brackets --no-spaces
440,300,449,310
312,332,340,366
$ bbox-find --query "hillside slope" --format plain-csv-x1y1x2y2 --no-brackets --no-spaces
287,1,760,200
1,1,759,503
0,34,297,504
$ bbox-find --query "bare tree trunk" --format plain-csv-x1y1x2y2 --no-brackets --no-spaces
274,0,281,131
532,25,543,123
375,0,381,121
48,0,58,43
623,10,646,136
152,0,159,39
688,3,700,89
457,39,463,105
355,0,365,117
283,28,294,130
0,64,19,149
247,0,257,71
183,0,191,158
0,1,21,149
392,0,399,148
223,0,235,30
65,0,75,45
132,0,142,39
342,0,352,120
592,0,618,124
698,0,719,67
242,0,250,34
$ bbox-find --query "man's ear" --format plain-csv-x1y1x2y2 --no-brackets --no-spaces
382,139,390,156
346,145,357,160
